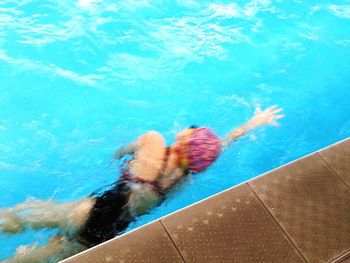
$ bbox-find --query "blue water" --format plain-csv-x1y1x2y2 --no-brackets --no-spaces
1,0,350,259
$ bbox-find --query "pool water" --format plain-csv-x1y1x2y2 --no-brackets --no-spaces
1,0,350,260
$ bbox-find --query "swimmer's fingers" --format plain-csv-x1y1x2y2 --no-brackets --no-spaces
248,105,284,128
271,108,283,115
269,114,285,126
257,105,281,116
265,106,284,119
265,105,283,114
254,105,262,113
264,105,278,113
274,114,285,120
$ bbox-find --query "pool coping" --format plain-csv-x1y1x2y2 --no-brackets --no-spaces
61,137,350,263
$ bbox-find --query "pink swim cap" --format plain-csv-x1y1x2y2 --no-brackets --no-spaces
177,127,222,173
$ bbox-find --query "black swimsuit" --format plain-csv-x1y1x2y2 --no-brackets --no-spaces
78,146,173,247
78,181,132,247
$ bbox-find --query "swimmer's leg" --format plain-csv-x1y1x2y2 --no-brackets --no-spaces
0,209,23,233
3,235,87,263
0,197,94,235
130,131,166,182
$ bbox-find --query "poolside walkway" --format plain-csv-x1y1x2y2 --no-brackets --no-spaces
62,138,350,263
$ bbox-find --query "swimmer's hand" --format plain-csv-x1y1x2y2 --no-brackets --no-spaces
114,143,138,160
108,143,138,167
247,105,285,129
221,105,284,148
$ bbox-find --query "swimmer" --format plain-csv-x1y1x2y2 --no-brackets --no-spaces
0,105,284,263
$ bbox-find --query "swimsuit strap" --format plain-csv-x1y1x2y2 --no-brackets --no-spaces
121,174,163,195
161,146,171,174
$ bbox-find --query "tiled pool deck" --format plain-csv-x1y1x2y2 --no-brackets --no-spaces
62,138,350,263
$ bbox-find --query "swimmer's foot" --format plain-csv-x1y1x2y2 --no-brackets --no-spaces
1,244,39,263
0,210,23,234
15,244,38,256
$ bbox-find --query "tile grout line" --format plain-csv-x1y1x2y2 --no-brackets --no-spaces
329,250,350,263
246,183,309,263
317,152,350,191
159,220,187,263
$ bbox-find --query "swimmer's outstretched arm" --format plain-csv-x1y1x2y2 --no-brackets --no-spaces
221,105,284,148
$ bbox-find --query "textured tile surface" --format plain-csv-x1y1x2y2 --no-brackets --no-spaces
61,221,183,263
333,252,350,263
340,256,350,263
161,184,304,263
341,260,350,263
319,138,350,188
249,154,350,263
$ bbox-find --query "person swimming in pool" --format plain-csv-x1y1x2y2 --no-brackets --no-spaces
0,105,284,263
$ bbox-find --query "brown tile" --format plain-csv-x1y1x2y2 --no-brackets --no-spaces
319,138,350,188
61,221,184,263
340,256,350,263
341,259,350,263
249,154,350,263
332,251,350,263
161,184,304,263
